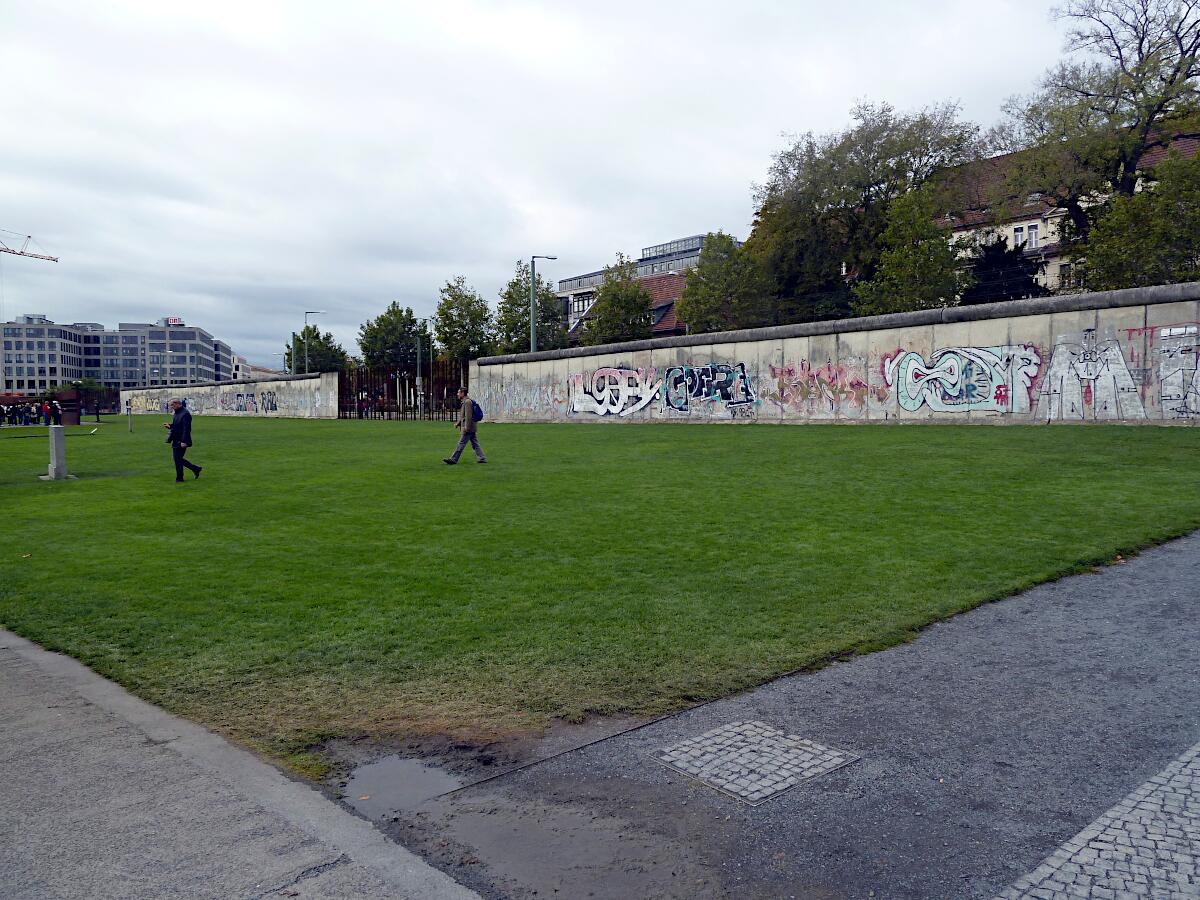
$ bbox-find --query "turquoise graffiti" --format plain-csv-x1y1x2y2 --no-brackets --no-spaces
885,345,1041,414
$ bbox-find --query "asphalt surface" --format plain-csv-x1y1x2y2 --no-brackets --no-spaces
0,629,479,900
394,532,1200,899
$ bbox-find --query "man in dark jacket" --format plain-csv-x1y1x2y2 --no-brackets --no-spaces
163,398,202,482
443,387,486,465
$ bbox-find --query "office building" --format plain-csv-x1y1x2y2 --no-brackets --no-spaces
1,314,242,396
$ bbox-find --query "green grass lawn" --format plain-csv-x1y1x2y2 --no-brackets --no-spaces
2,417,1199,772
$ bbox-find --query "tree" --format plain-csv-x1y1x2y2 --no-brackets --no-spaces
1084,150,1200,289
675,232,770,334
748,100,981,322
851,187,971,315
357,302,430,369
991,1,1200,241
581,254,653,345
284,325,349,373
494,261,566,354
433,276,493,368
959,234,1051,303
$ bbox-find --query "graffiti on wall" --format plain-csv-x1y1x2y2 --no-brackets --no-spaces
663,363,757,416
1035,329,1145,421
762,360,887,415
1156,325,1200,419
568,367,662,417
884,345,1041,413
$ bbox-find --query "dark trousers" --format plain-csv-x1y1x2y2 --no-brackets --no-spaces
450,431,485,462
172,444,200,480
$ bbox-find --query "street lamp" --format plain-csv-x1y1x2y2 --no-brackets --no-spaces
303,310,326,374
530,255,556,353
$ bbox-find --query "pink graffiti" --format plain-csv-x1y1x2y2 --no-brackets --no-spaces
766,361,885,413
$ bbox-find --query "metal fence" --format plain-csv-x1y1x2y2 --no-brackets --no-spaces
337,360,463,421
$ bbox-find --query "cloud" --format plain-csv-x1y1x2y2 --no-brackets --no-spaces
0,0,1068,363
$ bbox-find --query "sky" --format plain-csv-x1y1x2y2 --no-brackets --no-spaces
0,0,1072,365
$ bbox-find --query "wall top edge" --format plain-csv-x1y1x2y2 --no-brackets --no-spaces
477,282,1200,367
119,373,325,393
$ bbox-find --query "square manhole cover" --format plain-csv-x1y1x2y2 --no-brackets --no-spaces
653,721,859,805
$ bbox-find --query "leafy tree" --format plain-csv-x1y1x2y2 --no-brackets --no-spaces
852,187,970,315
284,325,349,373
433,276,493,367
959,234,1050,303
357,302,430,369
748,100,980,322
676,232,770,333
494,261,566,354
1084,150,1200,289
581,254,652,345
991,1,1200,241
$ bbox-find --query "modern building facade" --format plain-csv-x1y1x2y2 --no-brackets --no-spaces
1,313,242,396
557,234,740,341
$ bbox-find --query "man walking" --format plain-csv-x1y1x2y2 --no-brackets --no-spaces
163,398,203,482
443,387,486,465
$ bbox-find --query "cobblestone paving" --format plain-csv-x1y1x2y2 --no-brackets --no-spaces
996,740,1200,899
652,720,858,805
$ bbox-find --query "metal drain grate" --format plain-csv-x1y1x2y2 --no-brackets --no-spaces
653,721,859,805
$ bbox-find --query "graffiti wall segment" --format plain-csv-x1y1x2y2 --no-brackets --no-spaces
663,363,756,416
569,367,661,417
1157,325,1200,419
1035,329,1146,421
763,360,886,416
884,345,1041,414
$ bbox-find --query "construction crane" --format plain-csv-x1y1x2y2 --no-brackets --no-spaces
0,229,57,262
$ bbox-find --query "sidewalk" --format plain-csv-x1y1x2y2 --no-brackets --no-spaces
0,629,479,900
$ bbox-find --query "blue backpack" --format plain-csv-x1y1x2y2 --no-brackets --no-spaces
471,399,484,422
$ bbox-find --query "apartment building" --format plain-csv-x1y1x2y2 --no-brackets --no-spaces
1,314,241,396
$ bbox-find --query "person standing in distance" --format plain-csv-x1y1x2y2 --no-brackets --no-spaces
163,398,203,482
443,387,486,465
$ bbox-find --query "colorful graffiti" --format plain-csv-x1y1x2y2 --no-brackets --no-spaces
663,363,756,415
1035,329,1145,421
568,367,662,417
1157,325,1200,419
763,360,887,415
884,345,1041,413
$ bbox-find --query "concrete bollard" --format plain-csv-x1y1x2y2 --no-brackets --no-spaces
39,425,76,481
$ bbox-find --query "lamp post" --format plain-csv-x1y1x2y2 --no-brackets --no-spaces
303,310,326,374
530,255,556,353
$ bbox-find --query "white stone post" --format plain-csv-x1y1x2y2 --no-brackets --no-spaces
40,425,76,481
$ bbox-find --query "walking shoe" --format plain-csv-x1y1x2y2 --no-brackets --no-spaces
193,467,203,479
442,458,456,465
175,479,184,483
477,459,488,464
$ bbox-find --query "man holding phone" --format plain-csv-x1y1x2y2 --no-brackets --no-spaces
164,398,203,482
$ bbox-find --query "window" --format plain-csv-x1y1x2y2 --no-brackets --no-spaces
1013,226,1025,247
121,335,140,345
1027,224,1039,249
103,335,118,344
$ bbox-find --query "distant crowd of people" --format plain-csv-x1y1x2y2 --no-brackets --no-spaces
1,400,63,427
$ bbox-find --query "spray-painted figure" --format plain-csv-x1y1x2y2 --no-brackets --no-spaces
1035,329,1146,421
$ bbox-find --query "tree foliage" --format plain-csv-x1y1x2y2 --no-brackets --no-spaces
676,232,770,333
1084,150,1200,289
433,275,493,364
959,234,1050,303
357,302,430,369
582,254,653,346
851,187,970,315
284,325,349,373
494,261,566,354
991,1,1200,241
747,101,980,322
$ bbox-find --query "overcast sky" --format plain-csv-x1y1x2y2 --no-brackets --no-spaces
0,1,1071,364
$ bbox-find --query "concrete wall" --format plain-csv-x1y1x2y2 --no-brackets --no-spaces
470,283,1200,425
121,372,339,418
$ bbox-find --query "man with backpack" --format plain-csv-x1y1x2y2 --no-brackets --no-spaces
443,387,487,465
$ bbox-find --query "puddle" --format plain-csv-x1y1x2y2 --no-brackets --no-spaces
344,756,464,819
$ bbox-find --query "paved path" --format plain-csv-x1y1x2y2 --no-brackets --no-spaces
0,628,478,900
404,531,1200,899
997,740,1199,899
